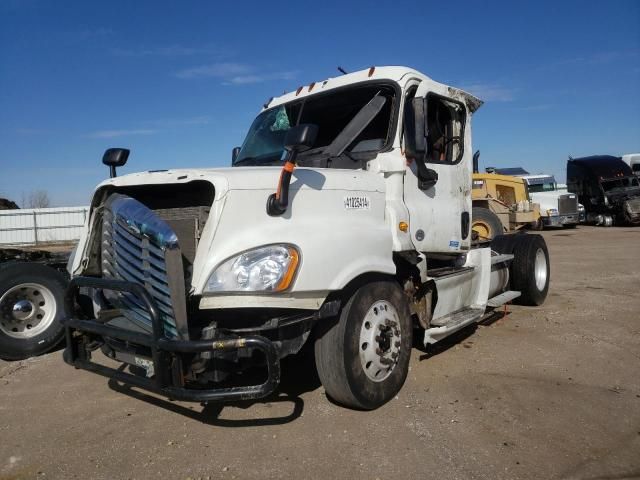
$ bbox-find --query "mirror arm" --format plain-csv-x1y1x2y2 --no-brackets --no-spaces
266,124,318,216
267,153,297,216
414,155,438,190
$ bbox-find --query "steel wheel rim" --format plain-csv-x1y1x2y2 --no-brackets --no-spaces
359,300,402,382
534,248,548,291
0,283,57,339
473,221,491,240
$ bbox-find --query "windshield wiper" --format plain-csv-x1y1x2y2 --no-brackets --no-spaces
322,93,387,158
233,156,257,166
234,154,281,167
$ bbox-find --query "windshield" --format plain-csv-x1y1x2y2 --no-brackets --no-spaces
601,176,640,192
234,83,396,166
527,180,556,193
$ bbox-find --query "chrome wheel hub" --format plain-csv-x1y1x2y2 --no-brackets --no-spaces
359,300,402,382
534,248,548,291
0,283,56,339
12,300,34,321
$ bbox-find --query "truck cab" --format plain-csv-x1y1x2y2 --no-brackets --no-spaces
567,155,640,226
62,66,550,410
519,174,579,228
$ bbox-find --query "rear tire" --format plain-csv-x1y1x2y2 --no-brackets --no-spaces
0,262,67,360
510,235,550,306
490,233,519,255
472,207,504,240
314,281,412,410
492,234,550,306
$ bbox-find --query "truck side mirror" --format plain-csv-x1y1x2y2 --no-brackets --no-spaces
404,98,438,190
102,148,130,178
266,124,319,216
284,124,318,153
404,98,427,159
232,146,241,163
231,147,240,163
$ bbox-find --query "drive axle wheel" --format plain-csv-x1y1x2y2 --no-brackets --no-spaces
491,234,550,306
314,281,412,410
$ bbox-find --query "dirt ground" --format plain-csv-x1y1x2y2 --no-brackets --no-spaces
1,226,639,480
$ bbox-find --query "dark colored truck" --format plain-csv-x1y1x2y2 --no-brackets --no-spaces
567,155,640,226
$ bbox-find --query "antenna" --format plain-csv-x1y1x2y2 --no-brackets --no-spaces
337,66,348,75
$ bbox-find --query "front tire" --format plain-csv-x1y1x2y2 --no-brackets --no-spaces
0,262,67,360
314,281,412,410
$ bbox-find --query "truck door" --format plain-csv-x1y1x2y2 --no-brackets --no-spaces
403,86,472,254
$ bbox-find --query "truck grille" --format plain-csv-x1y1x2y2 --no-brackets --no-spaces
558,194,578,215
625,197,640,216
101,194,188,339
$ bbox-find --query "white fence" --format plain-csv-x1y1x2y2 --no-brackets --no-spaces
0,206,89,246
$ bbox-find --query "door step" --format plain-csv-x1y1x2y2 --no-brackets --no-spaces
427,265,474,280
486,290,521,308
424,307,485,345
491,253,514,265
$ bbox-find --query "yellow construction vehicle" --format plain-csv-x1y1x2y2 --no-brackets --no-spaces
471,152,541,239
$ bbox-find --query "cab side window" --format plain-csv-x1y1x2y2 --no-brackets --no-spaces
426,94,466,164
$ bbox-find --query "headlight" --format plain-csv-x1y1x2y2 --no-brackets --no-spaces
547,208,558,216
204,244,299,293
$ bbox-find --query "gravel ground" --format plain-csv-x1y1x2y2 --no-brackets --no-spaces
1,226,639,480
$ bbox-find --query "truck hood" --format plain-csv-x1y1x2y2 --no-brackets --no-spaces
92,166,384,203
71,166,388,292
529,190,566,211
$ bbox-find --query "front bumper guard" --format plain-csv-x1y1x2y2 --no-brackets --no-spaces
62,277,280,403
543,214,578,227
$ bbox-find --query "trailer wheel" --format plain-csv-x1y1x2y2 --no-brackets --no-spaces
314,281,412,410
510,234,550,306
472,207,504,240
0,262,67,360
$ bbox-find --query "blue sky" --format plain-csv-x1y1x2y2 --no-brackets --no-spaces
1,0,639,206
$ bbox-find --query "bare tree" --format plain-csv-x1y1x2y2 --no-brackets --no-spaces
24,190,52,208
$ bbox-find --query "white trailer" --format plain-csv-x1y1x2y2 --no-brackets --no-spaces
61,66,550,410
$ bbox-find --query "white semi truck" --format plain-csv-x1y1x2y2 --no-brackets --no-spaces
62,66,550,410
519,174,580,228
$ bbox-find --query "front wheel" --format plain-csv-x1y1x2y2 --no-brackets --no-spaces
314,281,412,410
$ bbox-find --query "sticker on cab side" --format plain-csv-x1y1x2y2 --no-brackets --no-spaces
449,239,460,250
344,195,371,210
